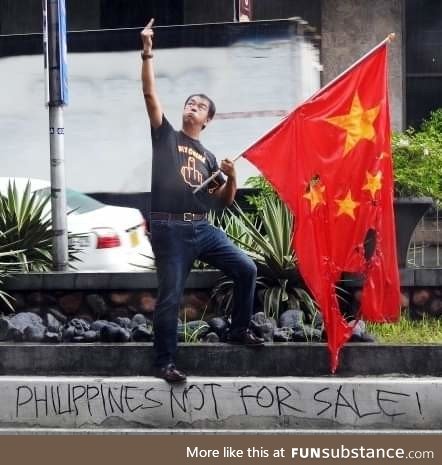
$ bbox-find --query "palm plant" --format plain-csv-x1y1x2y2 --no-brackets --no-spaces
0,180,81,271
210,196,318,321
0,244,21,310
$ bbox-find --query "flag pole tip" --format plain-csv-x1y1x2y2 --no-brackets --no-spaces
387,32,396,42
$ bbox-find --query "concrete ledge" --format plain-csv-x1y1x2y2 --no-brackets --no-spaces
2,343,442,377
1,376,441,430
2,268,441,291
2,270,223,291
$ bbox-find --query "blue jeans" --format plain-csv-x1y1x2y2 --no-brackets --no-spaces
150,218,257,367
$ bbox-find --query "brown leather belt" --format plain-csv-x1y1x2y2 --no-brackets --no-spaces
150,212,207,222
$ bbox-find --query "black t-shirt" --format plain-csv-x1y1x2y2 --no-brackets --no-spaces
150,115,225,213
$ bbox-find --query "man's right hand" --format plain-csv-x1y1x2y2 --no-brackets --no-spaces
141,18,155,52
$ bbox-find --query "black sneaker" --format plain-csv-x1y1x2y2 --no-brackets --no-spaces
154,363,187,383
226,329,265,346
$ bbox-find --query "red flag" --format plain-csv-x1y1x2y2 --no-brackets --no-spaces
244,42,400,372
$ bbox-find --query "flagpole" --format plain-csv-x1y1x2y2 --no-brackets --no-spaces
193,33,395,195
192,114,290,194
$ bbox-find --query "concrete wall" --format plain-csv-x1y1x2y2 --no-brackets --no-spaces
3,376,442,429
321,0,404,130
0,30,319,192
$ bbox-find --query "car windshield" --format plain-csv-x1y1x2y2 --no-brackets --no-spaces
35,187,104,214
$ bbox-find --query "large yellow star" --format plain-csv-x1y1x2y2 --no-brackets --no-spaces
335,190,360,220
326,93,380,157
303,183,326,211
362,171,382,199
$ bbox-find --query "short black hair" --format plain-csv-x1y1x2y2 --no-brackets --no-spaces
185,94,216,120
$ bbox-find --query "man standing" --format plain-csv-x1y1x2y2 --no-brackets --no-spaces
141,19,264,383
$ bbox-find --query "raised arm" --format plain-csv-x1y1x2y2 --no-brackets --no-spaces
140,18,163,129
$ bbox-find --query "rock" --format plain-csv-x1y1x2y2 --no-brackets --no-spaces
293,325,322,342
69,318,90,335
116,327,131,342
207,317,229,337
203,332,220,343
44,313,63,333
251,312,267,326
62,326,76,342
43,331,62,343
59,292,84,315
86,294,108,319
279,309,304,329
349,320,376,342
83,330,99,342
131,325,153,342
349,320,366,338
429,298,442,318
256,321,274,342
130,314,147,328
310,311,324,331
9,312,46,340
136,292,156,314
412,289,431,306
274,327,294,342
400,291,410,310
0,316,14,341
23,325,45,342
46,307,68,324
114,317,131,329
9,312,43,329
90,320,109,332
250,313,274,341
99,322,130,342
109,292,131,306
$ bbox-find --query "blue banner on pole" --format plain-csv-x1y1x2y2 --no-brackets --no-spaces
44,0,68,106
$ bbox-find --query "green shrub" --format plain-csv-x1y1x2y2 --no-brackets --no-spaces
0,180,81,271
393,109,442,204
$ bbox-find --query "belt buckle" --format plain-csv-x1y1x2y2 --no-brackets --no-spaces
183,212,193,221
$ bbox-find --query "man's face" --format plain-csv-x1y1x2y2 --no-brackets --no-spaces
183,96,211,129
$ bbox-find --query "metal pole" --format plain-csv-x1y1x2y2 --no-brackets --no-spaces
49,107,68,270
44,0,69,271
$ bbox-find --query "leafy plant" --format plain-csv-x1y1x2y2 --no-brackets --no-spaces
0,180,81,271
210,195,317,321
393,109,442,204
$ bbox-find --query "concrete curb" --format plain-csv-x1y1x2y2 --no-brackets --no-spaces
1,376,441,430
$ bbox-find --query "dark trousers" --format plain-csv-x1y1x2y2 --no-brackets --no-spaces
150,218,257,367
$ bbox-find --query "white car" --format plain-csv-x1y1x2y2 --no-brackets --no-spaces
0,178,155,271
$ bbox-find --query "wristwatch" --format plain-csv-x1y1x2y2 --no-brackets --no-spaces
141,50,154,60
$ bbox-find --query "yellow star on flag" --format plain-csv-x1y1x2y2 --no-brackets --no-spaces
326,93,380,157
304,184,326,211
362,171,382,199
335,190,360,220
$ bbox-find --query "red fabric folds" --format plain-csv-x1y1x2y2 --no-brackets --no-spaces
244,43,400,372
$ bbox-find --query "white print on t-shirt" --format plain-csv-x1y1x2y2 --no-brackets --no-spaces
178,145,207,164
181,157,203,187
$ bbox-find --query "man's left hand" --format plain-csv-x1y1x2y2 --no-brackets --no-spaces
220,159,236,179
